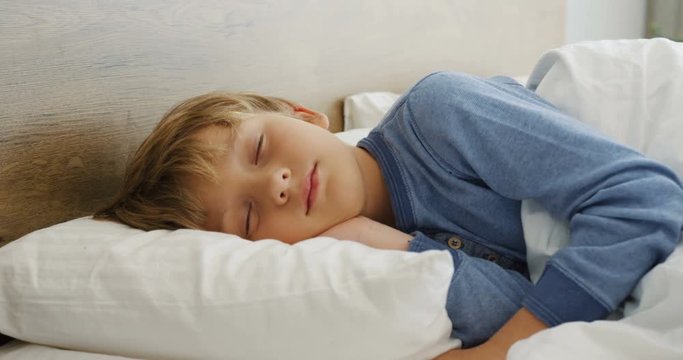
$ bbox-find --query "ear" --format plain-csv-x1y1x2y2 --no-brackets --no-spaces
292,105,330,130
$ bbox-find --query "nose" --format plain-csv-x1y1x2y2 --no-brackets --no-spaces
268,167,291,205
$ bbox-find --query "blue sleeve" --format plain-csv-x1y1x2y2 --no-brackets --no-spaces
406,71,683,326
408,232,531,347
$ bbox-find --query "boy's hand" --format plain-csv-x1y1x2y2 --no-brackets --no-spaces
319,216,412,250
434,308,548,360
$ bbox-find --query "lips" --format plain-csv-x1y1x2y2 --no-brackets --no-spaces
304,163,319,215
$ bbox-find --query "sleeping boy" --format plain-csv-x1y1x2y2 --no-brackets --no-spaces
96,71,683,359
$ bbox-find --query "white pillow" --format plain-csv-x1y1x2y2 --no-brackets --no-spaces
0,217,459,359
343,91,400,130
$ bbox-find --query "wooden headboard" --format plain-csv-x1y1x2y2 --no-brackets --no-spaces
0,0,565,245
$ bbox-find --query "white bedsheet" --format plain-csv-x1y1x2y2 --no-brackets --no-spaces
511,38,683,360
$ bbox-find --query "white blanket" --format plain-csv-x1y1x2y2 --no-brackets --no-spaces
511,38,683,360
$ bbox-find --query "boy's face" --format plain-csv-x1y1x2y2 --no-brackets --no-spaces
193,110,366,243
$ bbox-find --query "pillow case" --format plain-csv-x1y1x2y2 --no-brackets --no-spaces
0,217,458,359
343,91,400,130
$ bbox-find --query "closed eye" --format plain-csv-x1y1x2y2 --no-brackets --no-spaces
245,202,252,238
254,133,264,165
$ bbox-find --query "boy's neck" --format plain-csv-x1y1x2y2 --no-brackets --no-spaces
352,146,396,228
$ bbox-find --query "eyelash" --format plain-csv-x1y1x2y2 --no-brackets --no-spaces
245,202,252,238
246,133,264,237
254,133,264,165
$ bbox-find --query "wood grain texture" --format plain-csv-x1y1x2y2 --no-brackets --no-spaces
0,0,565,245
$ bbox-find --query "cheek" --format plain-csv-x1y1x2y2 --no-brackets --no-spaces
318,175,362,233
331,175,364,216
264,210,338,243
255,213,310,242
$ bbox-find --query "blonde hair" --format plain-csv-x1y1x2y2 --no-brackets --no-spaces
94,92,295,231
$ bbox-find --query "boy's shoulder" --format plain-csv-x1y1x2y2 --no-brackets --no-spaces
372,71,526,139
402,72,485,121
407,71,517,104
410,71,483,92
404,71,534,121
398,71,484,129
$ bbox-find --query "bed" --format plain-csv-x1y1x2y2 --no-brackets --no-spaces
2,1,683,360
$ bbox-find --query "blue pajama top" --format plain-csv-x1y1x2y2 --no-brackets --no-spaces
357,71,683,346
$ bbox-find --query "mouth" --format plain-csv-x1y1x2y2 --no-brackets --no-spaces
304,162,319,215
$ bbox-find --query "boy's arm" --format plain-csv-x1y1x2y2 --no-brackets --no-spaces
406,72,683,328
321,216,546,359
318,216,412,250
434,308,547,360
